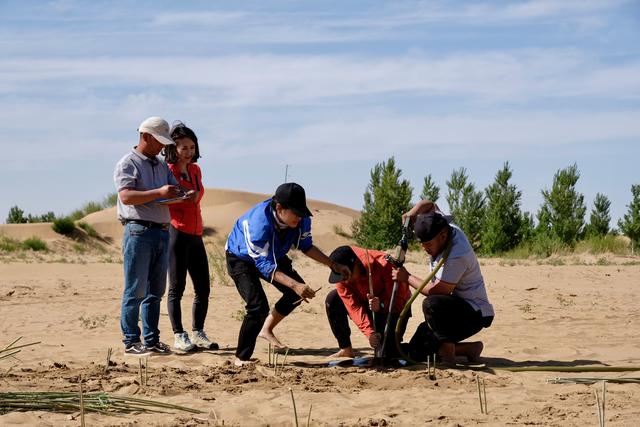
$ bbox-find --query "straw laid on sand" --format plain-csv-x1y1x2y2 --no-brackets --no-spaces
548,377,640,384
0,337,41,361
0,391,203,415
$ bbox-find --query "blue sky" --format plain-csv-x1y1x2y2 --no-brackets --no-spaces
1,0,639,227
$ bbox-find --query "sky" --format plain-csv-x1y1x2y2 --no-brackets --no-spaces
1,0,639,227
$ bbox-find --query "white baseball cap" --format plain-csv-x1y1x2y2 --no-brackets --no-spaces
138,116,175,145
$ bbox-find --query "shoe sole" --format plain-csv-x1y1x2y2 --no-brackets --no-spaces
124,351,151,357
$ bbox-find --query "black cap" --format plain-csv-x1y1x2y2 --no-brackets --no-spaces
414,212,450,242
327,245,358,283
274,182,313,217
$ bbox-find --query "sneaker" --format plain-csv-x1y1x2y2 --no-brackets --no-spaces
124,342,151,356
191,330,219,350
174,332,196,352
145,341,172,355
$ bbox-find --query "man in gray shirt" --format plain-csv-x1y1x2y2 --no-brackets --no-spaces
114,116,190,355
393,200,494,364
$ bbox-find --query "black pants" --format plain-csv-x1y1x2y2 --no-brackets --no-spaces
408,294,493,361
226,252,303,361
167,226,211,334
325,288,410,357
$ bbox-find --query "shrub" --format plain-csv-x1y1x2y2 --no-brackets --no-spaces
52,217,76,235
103,192,118,208
503,233,569,259
77,221,99,238
0,236,21,252
21,237,47,251
575,234,630,255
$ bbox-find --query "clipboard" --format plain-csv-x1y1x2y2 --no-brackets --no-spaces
156,194,190,205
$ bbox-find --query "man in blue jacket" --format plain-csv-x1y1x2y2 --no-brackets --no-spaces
226,183,351,366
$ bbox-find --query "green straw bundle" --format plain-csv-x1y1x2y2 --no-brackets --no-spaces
0,391,203,415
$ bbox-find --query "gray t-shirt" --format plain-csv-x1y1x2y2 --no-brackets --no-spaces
430,224,494,317
113,148,178,224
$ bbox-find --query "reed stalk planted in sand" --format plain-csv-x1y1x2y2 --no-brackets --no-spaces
105,348,113,373
306,403,312,427
289,388,299,427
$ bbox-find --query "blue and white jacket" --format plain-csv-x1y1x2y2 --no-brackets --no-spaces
226,199,313,282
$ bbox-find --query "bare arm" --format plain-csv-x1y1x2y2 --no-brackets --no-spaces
402,199,441,224
272,270,316,300
303,245,351,280
392,267,455,296
119,185,180,206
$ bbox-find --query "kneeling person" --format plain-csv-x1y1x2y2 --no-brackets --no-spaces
326,245,411,358
393,201,494,364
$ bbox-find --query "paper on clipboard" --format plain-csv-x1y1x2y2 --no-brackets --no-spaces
156,194,189,205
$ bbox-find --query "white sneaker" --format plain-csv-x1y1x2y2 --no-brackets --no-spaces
173,332,196,352
191,330,219,350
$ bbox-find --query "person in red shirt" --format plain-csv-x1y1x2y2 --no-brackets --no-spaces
325,245,411,358
163,122,218,352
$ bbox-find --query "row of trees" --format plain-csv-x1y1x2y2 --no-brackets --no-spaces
352,158,640,255
5,193,118,225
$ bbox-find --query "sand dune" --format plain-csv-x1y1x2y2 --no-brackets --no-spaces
0,187,360,251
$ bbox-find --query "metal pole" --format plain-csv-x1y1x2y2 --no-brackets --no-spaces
284,164,290,182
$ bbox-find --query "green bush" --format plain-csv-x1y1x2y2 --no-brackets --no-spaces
78,221,99,238
21,237,47,251
52,217,76,235
575,234,630,255
0,236,21,252
103,192,118,208
503,233,569,259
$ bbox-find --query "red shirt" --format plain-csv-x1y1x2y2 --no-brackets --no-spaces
168,163,204,235
335,246,411,337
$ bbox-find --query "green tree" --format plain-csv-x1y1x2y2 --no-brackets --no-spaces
6,206,26,224
519,212,536,242
481,162,523,254
536,163,586,245
446,167,485,249
420,174,440,203
27,211,56,223
352,157,413,249
618,184,640,254
584,193,611,237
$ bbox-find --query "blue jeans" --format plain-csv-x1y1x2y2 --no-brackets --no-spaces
120,223,169,347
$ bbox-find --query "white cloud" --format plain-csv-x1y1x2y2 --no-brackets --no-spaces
1,50,638,108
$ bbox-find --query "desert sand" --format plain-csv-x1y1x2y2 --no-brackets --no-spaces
1,188,639,426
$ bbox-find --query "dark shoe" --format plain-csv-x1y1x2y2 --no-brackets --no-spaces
145,341,172,355
124,342,151,356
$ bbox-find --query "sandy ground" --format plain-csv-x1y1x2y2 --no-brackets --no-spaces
1,189,640,426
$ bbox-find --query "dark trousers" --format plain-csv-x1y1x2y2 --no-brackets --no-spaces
167,226,211,334
226,252,303,361
408,294,493,360
325,288,410,357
